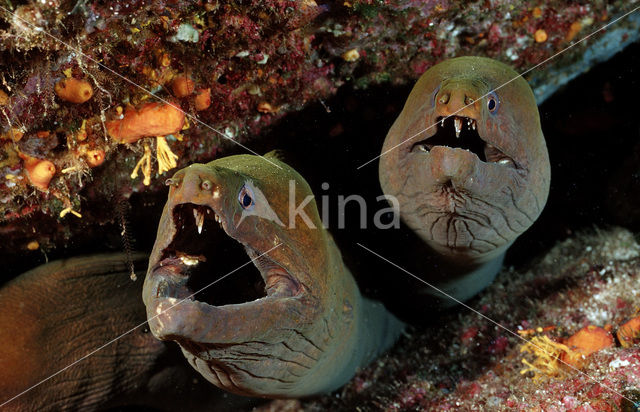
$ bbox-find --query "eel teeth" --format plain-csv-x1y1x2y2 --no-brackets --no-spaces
498,158,515,166
193,208,205,234
454,117,462,138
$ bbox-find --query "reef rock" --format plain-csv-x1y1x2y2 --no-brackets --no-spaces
275,227,640,411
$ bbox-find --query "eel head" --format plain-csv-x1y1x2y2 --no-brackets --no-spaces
142,154,334,397
379,56,550,264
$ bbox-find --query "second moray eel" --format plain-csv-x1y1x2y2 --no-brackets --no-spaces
143,153,403,398
379,56,551,303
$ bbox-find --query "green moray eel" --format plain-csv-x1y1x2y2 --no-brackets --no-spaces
0,254,254,411
142,153,404,398
379,56,550,303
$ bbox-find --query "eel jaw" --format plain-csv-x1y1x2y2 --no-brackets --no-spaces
409,115,517,169
144,202,301,344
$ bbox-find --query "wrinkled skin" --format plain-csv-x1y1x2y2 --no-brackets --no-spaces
0,254,254,411
143,154,403,398
380,57,550,301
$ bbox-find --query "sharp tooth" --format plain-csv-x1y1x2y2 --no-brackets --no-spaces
498,158,514,166
472,120,476,130
454,117,462,138
193,208,204,234
441,118,445,127
418,145,428,152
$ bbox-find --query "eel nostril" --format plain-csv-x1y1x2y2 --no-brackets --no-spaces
165,178,180,187
201,180,212,191
465,95,475,105
437,92,450,105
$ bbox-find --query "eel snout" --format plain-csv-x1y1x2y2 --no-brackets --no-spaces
409,78,517,170
143,167,303,346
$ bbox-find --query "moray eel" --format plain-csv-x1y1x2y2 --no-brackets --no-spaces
142,153,403,398
379,56,550,303
0,254,252,411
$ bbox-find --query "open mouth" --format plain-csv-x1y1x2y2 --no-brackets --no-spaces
410,116,516,168
150,203,298,308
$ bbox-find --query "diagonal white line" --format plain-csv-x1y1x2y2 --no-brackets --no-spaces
0,5,282,169
356,6,640,170
356,242,637,405
0,243,283,408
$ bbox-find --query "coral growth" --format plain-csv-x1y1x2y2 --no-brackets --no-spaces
520,334,572,381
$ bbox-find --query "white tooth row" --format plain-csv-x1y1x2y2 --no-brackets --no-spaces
193,209,205,234
192,207,222,235
454,118,462,137
445,116,477,138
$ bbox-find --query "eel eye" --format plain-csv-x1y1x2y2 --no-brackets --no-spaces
487,91,499,113
238,185,255,210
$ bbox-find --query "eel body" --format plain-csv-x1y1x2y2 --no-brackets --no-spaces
142,153,404,398
0,254,252,411
379,56,550,302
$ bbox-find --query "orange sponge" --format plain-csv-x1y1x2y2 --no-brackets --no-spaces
561,325,614,367
106,102,185,144
55,78,94,104
19,153,56,191
171,75,195,98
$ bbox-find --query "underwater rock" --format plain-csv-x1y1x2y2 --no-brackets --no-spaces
287,227,640,411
